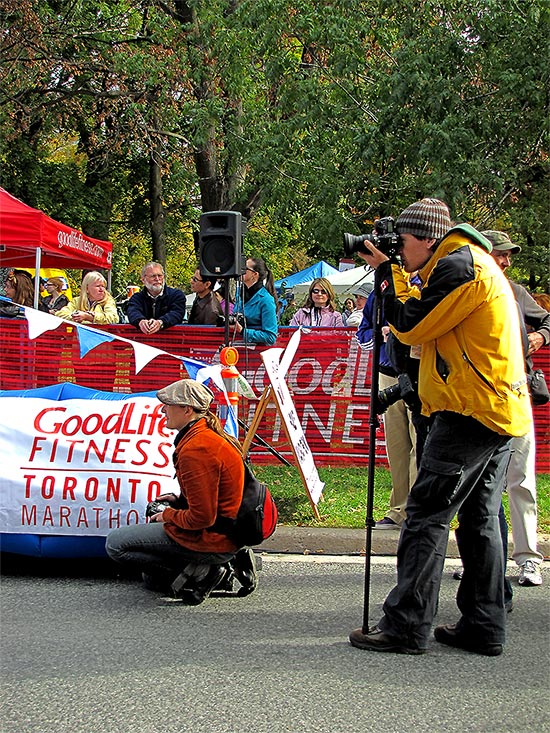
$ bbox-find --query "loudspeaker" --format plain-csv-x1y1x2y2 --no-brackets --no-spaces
199,211,246,278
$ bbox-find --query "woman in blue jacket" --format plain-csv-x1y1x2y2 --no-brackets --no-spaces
233,257,278,345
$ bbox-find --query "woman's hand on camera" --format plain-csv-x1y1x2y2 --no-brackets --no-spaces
155,493,178,503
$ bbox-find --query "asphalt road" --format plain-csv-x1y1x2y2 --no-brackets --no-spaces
1,553,549,733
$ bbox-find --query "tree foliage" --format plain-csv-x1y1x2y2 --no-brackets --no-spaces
0,0,547,291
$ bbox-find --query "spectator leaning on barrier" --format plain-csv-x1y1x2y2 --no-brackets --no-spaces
481,229,549,588
1,269,49,315
345,282,374,328
348,198,532,657
232,257,278,345
342,297,355,325
42,277,70,314
127,262,187,334
56,271,118,324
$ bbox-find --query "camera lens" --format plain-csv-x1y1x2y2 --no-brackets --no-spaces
376,383,402,414
343,233,375,257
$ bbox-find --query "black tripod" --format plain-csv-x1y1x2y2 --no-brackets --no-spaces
360,273,384,632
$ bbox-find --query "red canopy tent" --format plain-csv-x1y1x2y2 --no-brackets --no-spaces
0,188,113,304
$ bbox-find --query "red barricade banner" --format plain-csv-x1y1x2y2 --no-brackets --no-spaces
0,320,548,472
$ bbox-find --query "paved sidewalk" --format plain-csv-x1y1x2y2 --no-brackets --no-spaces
262,524,550,560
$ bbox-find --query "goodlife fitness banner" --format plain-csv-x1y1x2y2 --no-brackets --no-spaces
0,393,178,536
0,323,548,472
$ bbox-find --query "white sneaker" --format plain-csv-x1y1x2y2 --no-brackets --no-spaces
518,560,543,586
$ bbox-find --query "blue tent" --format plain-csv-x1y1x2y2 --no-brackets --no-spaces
275,261,338,291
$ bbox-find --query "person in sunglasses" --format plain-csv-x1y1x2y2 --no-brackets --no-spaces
187,268,223,325
232,257,278,345
290,278,344,327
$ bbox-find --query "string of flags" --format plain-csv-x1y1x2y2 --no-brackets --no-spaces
1,297,255,437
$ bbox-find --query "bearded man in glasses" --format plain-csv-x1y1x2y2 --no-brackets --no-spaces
127,262,187,334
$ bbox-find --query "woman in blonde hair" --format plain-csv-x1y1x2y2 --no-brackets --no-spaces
57,271,119,324
290,277,344,327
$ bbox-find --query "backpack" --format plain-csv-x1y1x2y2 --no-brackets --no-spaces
212,463,278,548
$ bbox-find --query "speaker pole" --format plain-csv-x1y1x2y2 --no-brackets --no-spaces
223,277,230,347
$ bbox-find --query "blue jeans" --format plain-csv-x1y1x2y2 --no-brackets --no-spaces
105,523,234,576
378,412,511,650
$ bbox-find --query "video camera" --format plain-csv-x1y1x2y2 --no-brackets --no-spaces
343,216,401,260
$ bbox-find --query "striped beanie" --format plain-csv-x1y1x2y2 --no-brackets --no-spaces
395,198,451,240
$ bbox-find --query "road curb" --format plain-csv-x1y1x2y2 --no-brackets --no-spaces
259,525,550,560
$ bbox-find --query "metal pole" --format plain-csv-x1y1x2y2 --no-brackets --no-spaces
361,283,383,633
33,247,42,309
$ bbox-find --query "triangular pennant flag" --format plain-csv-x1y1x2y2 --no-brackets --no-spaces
223,404,239,438
22,306,63,339
195,363,226,391
131,341,167,374
180,356,217,381
76,325,115,359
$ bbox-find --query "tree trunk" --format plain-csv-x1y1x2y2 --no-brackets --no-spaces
149,148,166,266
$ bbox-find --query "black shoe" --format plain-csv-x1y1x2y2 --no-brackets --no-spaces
231,548,258,597
171,563,228,605
214,565,235,593
434,624,503,656
349,626,425,655
453,567,464,580
373,517,401,530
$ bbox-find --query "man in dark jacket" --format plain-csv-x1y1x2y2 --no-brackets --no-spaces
187,268,223,325
127,262,186,334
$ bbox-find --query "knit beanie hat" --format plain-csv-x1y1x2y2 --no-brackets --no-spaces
395,198,452,240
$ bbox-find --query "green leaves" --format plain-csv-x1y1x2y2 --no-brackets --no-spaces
1,0,547,289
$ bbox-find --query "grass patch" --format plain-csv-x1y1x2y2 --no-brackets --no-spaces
252,464,550,534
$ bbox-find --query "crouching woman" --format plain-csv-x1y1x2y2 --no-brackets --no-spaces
106,379,256,603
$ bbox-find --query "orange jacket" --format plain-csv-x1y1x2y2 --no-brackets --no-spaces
162,418,244,553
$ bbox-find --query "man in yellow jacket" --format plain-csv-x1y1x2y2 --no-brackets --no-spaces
349,198,532,657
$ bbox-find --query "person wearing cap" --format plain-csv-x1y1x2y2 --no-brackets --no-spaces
345,282,374,327
105,379,257,603
482,230,549,588
348,198,532,657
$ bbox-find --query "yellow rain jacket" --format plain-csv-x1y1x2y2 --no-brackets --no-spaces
379,224,532,437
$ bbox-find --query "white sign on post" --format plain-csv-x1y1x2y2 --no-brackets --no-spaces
260,330,325,511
